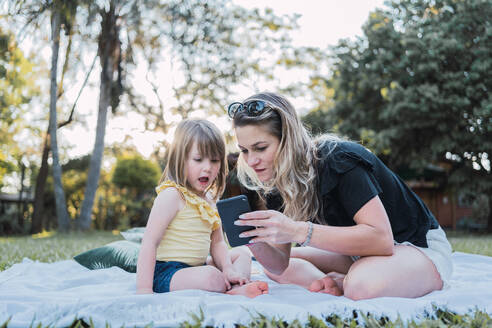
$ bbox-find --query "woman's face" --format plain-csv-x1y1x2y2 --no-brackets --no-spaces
234,124,280,182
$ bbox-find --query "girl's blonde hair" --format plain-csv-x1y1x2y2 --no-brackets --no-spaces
159,119,227,201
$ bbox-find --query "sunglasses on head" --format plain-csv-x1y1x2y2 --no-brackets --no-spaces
227,100,269,118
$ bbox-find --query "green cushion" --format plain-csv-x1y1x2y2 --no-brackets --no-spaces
74,240,140,273
120,227,145,243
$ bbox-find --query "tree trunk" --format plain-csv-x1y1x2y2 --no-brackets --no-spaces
17,160,26,229
78,2,118,230
31,132,50,234
49,5,70,232
488,196,492,233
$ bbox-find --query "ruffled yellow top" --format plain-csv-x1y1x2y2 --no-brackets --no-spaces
154,180,221,266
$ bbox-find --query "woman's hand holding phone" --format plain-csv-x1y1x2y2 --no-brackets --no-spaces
235,210,305,245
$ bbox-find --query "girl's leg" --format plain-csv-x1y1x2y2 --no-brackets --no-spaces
170,265,229,292
311,244,443,300
229,246,252,282
204,246,268,297
226,246,268,296
205,246,252,282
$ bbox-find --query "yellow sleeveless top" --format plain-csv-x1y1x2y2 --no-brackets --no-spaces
155,180,220,266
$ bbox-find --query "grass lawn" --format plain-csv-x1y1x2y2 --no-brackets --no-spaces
0,230,122,271
446,230,492,257
1,229,491,327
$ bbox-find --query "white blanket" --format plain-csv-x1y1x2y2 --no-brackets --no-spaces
1,252,491,327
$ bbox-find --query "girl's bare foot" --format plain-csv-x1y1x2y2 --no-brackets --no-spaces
226,281,269,298
308,272,344,296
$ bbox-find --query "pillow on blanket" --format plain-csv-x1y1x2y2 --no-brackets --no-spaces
74,240,140,273
120,227,145,243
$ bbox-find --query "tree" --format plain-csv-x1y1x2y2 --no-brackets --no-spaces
127,1,298,164
109,155,159,229
0,28,39,234
78,0,298,229
7,0,81,232
112,156,160,194
318,0,492,230
0,28,36,189
48,0,70,231
78,0,124,230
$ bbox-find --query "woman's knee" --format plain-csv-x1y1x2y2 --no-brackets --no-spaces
343,272,383,300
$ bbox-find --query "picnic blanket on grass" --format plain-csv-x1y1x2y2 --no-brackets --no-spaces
1,251,491,327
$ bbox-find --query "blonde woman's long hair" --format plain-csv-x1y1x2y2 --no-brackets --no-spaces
232,92,340,222
159,119,227,201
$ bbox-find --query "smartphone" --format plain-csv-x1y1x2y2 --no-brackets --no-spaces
217,195,255,247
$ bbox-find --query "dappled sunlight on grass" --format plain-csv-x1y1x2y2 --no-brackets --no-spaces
32,230,55,239
0,230,121,271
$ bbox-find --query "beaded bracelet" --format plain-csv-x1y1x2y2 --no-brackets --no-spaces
300,221,313,247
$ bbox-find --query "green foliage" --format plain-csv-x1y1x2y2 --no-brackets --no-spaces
3,1,302,231
177,309,492,328
0,28,34,125
332,0,491,172
2,310,491,328
0,155,15,189
303,107,334,137
0,28,38,189
112,156,160,193
108,155,160,229
305,0,492,227
126,0,299,163
62,156,90,219
38,156,91,227
35,153,158,231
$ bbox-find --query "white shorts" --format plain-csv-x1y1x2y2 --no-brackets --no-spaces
351,226,453,288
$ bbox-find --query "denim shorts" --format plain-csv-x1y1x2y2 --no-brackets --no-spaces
153,261,191,293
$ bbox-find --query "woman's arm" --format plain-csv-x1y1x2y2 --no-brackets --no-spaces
237,195,393,267
136,188,183,294
303,196,394,256
247,242,291,275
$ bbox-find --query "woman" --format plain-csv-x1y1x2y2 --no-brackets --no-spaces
228,92,452,300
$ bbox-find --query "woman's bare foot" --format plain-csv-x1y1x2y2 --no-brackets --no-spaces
308,272,344,296
226,281,269,298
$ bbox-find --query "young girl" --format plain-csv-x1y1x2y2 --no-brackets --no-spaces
136,119,268,297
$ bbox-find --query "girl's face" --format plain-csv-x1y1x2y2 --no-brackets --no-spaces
185,142,221,196
235,124,280,182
